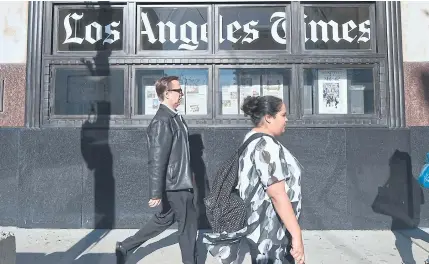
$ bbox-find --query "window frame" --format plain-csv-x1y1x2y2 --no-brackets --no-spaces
298,2,378,55
136,4,213,57
130,65,214,125
213,65,297,124
42,64,130,126
297,62,387,126
214,3,292,56
51,3,130,56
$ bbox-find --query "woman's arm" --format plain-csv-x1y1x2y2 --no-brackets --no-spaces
267,182,305,264
267,181,301,239
253,137,305,263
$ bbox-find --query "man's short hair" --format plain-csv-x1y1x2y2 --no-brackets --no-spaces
155,76,179,101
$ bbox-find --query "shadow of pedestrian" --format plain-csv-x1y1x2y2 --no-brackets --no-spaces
125,231,179,264
16,229,110,264
189,134,210,229
79,1,115,229
81,101,114,229
372,150,428,264
189,134,210,264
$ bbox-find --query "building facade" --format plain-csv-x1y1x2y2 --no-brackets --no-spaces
1,1,428,230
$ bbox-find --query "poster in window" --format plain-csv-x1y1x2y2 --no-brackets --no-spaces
221,85,239,115
239,73,261,114
185,85,207,115
262,74,284,99
143,77,160,115
317,69,348,114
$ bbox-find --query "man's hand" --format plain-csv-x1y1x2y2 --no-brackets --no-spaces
148,198,161,207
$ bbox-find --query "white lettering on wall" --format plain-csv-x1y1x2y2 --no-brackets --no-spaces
304,14,370,44
179,22,199,50
63,12,121,45
61,10,372,50
103,21,121,44
85,22,102,44
358,20,370,43
242,20,259,44
270,12,287,45
63,13,84,44
141,12,207,50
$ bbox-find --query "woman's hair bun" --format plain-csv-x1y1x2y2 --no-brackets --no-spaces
241,96,260,117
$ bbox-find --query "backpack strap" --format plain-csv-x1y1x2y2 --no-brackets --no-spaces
238,132,279,205
237,132,278,156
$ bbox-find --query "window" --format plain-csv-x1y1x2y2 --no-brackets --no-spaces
134,67,210,116
35,1,397,127
302,67,375,115
53,4,126,53
51,66,126,117
302,5,374,51
138,5,211,53
216,5,290,52
217,68,291,115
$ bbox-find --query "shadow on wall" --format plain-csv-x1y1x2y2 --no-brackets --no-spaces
189,134,210,229
80,1,114,229
189,134,210,264
16,2,115,263
372,150,428,264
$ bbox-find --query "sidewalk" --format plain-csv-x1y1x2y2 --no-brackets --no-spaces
2,227,429,264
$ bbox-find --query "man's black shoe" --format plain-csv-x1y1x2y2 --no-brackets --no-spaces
115,242,128,264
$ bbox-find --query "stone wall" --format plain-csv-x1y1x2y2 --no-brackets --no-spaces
0,1,27,127
402,2,429,126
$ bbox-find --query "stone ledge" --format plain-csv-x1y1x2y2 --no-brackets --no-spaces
0,231,16,264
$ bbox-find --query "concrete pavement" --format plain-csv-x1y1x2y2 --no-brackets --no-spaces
1,226,429,264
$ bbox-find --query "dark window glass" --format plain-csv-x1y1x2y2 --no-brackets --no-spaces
57,6,124,52
139,7,209,51
53,67,125,115
303,68,374,115
218,68,291,115
135,68,209,115
218,6,288,51
304,6,371,50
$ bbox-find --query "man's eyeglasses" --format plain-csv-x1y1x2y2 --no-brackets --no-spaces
168,89,183,95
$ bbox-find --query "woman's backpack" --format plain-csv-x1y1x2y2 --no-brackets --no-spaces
204,133,276,233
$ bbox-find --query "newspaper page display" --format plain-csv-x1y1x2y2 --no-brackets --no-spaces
239,73,261,114
185,85,207,115
221,85,239,115
317,69,348,114
262,74,284,98
143,77,161,115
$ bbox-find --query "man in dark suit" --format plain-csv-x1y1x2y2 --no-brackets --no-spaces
115,76,197,264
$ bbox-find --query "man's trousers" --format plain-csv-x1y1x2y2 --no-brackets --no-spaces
121,190,198,264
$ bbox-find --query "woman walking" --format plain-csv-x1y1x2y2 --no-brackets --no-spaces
204,95,305,264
